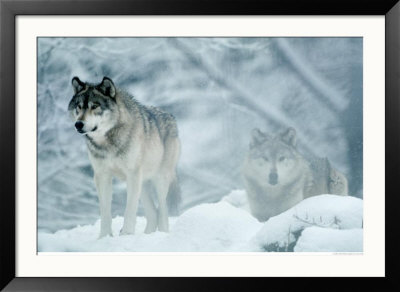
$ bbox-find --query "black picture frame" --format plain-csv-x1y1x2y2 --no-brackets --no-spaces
1,0,399,290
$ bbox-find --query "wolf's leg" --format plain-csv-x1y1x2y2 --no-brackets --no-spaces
120,169,142,235
154,177,170,232
94,172,113,238
141,184,158,234
154,136,180,232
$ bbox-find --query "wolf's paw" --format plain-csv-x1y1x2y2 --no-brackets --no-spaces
157,225,169,233
98,232,113,239
144,225,157,234
119,228,135,236
157,219,169,233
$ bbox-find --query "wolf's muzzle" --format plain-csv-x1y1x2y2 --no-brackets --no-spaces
269,172,278,185
75,121,85,133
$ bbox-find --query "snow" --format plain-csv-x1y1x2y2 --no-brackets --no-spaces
294,227,363,252
251,195,363,252
38,192,363,253
221,189,250,211
39,200,262,252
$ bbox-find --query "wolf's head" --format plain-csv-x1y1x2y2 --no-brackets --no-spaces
68,76,118,136
247,127,303,187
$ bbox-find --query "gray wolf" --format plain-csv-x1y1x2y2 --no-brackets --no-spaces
242,127,348,222
68,76,181,237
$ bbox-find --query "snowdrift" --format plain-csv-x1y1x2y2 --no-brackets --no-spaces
38,192,363,252
251,194,363,252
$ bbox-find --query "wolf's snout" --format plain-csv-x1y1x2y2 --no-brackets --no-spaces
269,172,278,185
75,121,84,132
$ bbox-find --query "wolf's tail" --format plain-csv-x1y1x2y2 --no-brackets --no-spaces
167,176,181,216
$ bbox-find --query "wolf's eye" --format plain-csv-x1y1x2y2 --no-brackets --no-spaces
91,104,99,110
279,156,286,162
77,104,82,110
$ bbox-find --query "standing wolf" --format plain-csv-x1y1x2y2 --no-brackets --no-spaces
68,76,181,237
242,127,348,222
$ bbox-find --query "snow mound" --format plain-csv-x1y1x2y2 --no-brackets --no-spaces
221,189,249,211
38,193,363,252
294,227,363,252
168,201,261,251
38,216,171,252
38,200,262,252
252,194,363,252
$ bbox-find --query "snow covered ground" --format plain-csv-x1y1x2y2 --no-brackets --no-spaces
38,192,363,252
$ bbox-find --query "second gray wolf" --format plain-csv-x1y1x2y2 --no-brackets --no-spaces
68,76,181,238
242,127,348,222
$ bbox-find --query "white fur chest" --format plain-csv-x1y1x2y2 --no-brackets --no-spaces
88,152,129,181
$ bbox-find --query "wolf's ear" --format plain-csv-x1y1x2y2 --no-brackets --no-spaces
71,77,85,94
280,127,297,147
97,77,116,98
250,128,268,148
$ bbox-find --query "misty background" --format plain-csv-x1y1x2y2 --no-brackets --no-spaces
37,37,362,233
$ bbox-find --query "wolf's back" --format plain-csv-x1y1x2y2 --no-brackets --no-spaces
146,106,179,140
307,157,348,197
